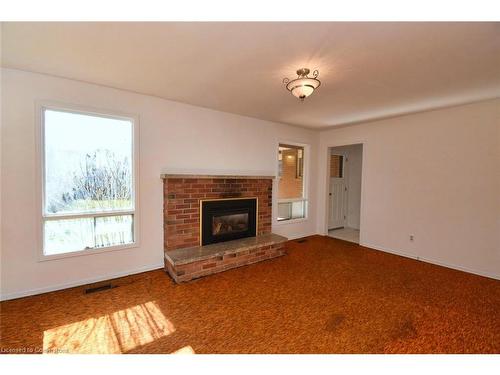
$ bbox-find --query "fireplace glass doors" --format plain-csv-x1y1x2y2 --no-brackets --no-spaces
212,212,249,236
201,198,257,246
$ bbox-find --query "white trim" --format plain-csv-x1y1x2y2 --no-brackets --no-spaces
274,140,310,225
328,151,349,229
323,141,366,241
360,241,500,281
275,216,309,226
0,262,164,302
35,100,141,261
37,242,140,262
277,197,307,203
43,210,135,220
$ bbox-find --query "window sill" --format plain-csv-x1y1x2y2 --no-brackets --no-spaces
274,217,308,226
38,242,139,262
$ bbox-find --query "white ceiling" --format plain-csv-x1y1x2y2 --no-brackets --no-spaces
2,22,500,128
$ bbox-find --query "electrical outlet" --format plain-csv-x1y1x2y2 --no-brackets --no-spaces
409,235,415,242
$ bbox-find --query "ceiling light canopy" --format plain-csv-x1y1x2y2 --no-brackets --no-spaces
283,68,321,101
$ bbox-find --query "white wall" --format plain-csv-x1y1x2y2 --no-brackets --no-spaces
317,99,500,279
0,68,318,300
2,67,498,300
330,144,362,229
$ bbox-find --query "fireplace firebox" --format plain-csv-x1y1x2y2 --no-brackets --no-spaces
200,198,257,246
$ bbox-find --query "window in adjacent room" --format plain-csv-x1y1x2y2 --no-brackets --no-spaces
41,107,136,257
277,144,307,221
330,154,344,178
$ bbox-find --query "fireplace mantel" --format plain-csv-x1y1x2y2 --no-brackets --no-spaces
161,174,275,180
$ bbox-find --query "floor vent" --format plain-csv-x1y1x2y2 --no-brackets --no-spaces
296,239,308,243
84,283,115,294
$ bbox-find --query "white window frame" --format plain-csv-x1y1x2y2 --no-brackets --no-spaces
36,101,140,261
275,141,309,225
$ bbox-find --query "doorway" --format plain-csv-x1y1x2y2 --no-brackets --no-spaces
327,144,363,244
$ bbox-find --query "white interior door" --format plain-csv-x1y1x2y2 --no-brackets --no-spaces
329,155,347,229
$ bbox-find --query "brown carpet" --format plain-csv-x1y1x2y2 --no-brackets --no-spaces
1,235,499,354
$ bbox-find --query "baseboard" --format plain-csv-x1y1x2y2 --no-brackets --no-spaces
360,241,500,281
0,262,164,301
3,241,497,300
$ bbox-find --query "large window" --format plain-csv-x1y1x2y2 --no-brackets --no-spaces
41,107,136,257
277,144,307,221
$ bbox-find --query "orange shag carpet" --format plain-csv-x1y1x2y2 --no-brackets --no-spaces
1,236,499,354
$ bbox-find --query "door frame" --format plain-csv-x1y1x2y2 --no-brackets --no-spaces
328,152,348,230
324,142,365,243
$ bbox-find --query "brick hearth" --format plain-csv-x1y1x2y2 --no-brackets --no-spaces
165,233,287,283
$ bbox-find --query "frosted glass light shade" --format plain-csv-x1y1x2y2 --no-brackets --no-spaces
291,85,314,99
286,77,321,99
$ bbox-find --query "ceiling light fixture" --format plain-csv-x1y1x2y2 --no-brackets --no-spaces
283,68,321,101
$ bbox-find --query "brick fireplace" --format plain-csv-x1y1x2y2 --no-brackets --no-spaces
162,174,287,282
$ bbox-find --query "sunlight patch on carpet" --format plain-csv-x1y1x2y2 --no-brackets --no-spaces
43,301,175,353
171,345,195,354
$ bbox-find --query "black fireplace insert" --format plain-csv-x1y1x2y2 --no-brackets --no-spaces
200,198,257,246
